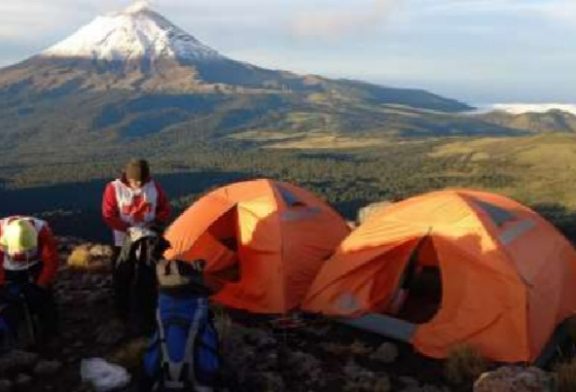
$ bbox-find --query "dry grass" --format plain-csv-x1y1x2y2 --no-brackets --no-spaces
444,344,489,385
554,359,576,392
67,245,92,268
212,305,233,342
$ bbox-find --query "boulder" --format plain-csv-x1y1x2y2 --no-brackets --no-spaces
474,366,552,392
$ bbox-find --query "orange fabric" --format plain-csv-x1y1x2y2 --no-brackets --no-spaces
164,179,350,313
302,189,576,363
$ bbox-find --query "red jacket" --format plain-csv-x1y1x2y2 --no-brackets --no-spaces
102,177,171,236
0,217,59,287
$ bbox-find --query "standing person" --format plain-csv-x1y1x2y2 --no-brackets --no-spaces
101,159,171,330
0,216,59,344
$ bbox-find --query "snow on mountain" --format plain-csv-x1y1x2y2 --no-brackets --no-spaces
41,2,224,63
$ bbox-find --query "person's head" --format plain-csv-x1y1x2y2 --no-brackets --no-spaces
0,218,38,261
124,159,151,190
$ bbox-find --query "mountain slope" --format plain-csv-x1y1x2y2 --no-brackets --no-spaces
477,109,576,133
0,3,526,160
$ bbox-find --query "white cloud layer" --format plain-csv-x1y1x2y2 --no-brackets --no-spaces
490,104,576,115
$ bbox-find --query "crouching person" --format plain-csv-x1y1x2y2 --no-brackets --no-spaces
141,259,220,392
0,216,59,347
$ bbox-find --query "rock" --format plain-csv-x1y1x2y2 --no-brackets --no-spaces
285,351,322,379
349,340,373,355
0,379,12,392
248,371,285,391
343,360,391,392
242,327,276,348
401,386,449,392
0,351,39,374
474,366,552,392
369,342,399,364
417,386,450,392
321,342,350,355
33,360,63,376
95,319,126,346
357,200,394,224
399,376,420,388
13,374,31,390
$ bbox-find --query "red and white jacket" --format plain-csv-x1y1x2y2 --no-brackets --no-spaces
102,177,171,246
0,216,59,287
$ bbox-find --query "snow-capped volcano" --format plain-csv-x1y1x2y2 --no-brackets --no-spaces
42,2,224,63
0,2,278,93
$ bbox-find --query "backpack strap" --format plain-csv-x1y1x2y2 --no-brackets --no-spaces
156,297,209,390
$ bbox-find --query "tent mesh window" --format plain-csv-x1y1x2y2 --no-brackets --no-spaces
473,199,517,227
276,185,306,207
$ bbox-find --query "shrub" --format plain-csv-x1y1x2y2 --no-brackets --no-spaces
444,344,489,385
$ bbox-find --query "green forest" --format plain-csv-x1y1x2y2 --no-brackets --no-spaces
2,134,576,242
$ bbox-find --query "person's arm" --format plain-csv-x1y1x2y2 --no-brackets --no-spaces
102,182,130,231
36,225,59,287
154,183,171,224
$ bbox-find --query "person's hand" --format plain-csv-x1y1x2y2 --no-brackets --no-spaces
127,226,156,242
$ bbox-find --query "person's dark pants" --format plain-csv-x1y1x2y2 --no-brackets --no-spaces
0,278,59,346
111,245,157,335
111,246,131,319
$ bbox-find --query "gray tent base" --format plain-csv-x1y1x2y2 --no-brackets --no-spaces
337,313,417,343
337,313,569,368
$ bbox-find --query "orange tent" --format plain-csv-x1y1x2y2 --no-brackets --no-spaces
303,189,576,362
164,179,350,314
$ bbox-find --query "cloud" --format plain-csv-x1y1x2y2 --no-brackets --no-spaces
124,0,153,14
419,0,576,25
490,103,576,115
292,0,399,39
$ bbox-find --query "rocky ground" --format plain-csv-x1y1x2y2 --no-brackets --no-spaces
0,237,561,391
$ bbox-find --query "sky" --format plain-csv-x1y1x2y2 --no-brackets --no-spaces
0,0,574,104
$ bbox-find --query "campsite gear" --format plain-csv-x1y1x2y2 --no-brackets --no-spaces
114,227,170,335
143,259,220,392
164,179,350,314
303,189,576,363
81,358,131,392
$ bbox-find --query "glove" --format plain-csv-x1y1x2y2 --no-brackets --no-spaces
127,226,154,242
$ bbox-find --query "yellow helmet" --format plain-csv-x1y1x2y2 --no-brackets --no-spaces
0,218,38,256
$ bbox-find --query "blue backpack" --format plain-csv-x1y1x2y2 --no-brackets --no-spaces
143,260,220,392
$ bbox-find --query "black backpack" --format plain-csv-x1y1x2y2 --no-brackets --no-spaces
142,260,221,392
